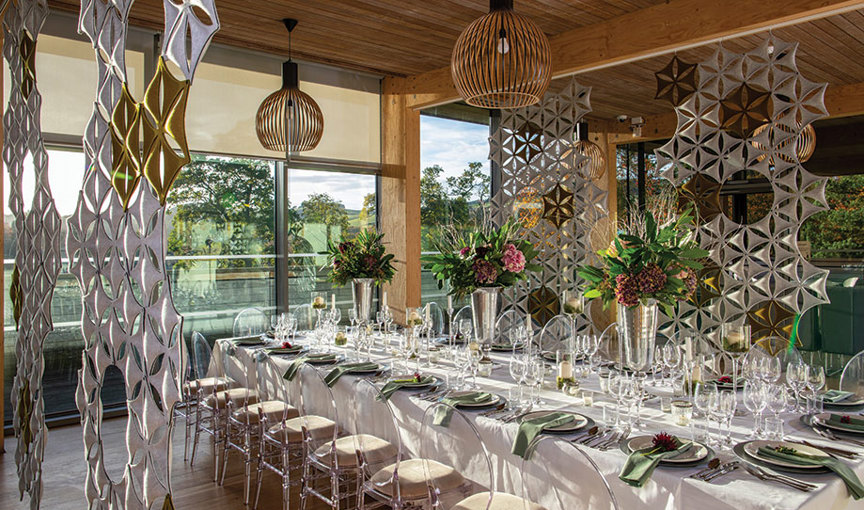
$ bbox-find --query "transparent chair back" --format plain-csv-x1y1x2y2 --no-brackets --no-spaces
426,301,445,337
597,323,620,365
840,350,864,397
293,303,316,332
192,331,214,380
754,335,802,376
297,364,340,460
522,436,618,510
538,314,573,353
256,353,297,425
233,307,268,337
352,379,403,479
495,309,521,345
419,403,483,508
452,305,472,329
219,341,257,409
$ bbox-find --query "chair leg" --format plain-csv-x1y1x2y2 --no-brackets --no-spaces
299,447,311,510
243,428,252,506
190,402,202,466
281,447,291,510
220,420,232,486
183,401,192,462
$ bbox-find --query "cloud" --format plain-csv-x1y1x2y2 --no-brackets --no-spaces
288,169,375,210
421,115,490,180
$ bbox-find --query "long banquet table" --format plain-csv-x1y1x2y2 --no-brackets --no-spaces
213,335,864,510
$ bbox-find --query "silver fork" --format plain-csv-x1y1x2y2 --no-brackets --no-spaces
814,426,864,447
593,430,623,450
742,464,817,491
504,404,534,423
703,462,741,482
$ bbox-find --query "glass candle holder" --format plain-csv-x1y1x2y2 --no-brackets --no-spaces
671,399,693,426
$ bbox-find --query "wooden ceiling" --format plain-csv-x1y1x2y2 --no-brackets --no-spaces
47,1,864,121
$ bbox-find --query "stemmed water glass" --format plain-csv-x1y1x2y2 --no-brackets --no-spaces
524,357,545,406
743,380,767,439
714,390,736,446
786,362,809,413
509,354,527,405
694,382,718,445
581,334,599,378
805,365,826,413
663,343,680,388
767,383,791,420
759,356,782,383
651,345,664,386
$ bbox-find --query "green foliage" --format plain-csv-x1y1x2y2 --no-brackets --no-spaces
301,192,350,241
422,218,540,298
577,209,709,315
801,175,864,259
323,229,395,286
420,162,490,251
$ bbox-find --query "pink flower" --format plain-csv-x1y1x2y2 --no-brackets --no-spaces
459,246,472,257
501,244,526,273
472,259,498,285
614,274,639,307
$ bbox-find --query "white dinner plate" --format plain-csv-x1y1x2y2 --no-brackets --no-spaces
744,440,829,469
448,391,502,408
813,412,864,434
626,436,708,464
520,411,588,433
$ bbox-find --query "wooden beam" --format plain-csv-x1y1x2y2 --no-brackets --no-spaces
380,76,421,325
397,0,864,110
605,80,864,143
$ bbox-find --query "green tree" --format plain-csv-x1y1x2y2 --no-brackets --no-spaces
167,155,274,268
359,192,376,228
801,175,864,258
300,192,350,241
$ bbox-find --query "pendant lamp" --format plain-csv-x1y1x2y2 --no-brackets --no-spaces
451,0,552,109
256,19,323,153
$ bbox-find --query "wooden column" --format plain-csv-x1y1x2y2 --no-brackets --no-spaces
380,76,421,324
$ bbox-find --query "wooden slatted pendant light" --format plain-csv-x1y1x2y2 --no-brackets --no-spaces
572,122,607,181
256,19,323,153
451,0,552,109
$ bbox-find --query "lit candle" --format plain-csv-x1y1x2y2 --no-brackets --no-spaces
331,294,336,309
559,359,573,379
447,295,453,311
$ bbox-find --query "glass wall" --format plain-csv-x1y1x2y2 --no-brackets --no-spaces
419,106,492,313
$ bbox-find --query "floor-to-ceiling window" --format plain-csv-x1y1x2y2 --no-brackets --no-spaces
419,104,493,313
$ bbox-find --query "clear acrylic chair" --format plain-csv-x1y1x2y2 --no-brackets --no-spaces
597,323,620,366
257,360,338,510
840,350,864,397
538,314,573,354
175,335,195,461
421,402,536,510
453,305,472,329
234,306,269,337
294,303,316,333
359,392,465,509
495,309,521,345
522,435,618,510
301,371,398,510
426,301,445,337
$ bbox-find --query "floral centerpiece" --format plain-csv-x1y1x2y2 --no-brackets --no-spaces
423,218,540,298
423,218,539,346
323,229,395,324
576,207,708,317
324,229,395,286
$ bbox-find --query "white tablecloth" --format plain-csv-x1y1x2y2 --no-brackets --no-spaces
214,336,864,510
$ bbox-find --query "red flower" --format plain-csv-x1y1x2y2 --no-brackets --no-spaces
459,246,472,257
413,371,422,382
281,341,292,349
652,432,679,452
718,376,732,384
338,241,352,254
841,415,852,424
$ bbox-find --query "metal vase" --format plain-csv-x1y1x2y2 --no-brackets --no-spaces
470,287,500,349
617,299,658,373
352,278,375,324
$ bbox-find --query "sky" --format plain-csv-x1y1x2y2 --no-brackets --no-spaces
3,115,492,216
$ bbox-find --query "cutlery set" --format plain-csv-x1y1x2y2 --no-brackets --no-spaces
690,460,817,491
571,426,628,451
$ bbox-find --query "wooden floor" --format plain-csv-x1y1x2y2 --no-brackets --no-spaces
1,417,329,509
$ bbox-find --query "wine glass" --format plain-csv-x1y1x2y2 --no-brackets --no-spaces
715,390,736,446
760,356,782,383
805,365,826,413
721,322,751,401
509,355,527,405
743,380,768,439
651,345,664,386
524,358,544,406
581,334,599,377
767,383,790,419
349,307,358,329
694,382,718,445
786,362,809,413
663,344,680,388
458,319,473,343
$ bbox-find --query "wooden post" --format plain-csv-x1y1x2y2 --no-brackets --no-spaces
0,29,5,448
380,76,421,324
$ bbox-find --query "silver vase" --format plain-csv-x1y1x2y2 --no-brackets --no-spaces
471,287,500,349
617,299,658,373
352,278,375,324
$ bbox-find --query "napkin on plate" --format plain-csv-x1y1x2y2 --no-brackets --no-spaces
823,390,857,403
266,346,302,354
323,362,379,387
619,438,692,487
757,446,864,499
433,392,492,427
232,336,264,346
379,376,434,401
511,412,576,459
825,414,864,432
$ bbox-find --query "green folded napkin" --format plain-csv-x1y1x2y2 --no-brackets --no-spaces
619,439,692,487
826,414,864,431
824,390,857,403
323,362,379,387
266,346,302,354
378,376,435,401
232,336,264,346
757,446,864,499
282,357,309,381
512,412,576,459
432,392,493,427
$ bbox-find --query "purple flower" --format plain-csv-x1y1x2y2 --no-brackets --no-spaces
635,263,667,295
501,243,526,273
473,259,498,285
614,274,639,307
338,241,352,254
459,246,472,257
363,254,377,271
474,245,490,259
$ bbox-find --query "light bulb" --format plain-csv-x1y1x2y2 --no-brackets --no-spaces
497,28,510,54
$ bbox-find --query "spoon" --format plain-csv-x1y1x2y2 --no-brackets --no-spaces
572,426,599,444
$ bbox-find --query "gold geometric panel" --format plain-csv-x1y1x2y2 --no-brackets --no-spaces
513,185,542,229
748,299,796,345
654,54,698,107
110,83,142,209
528,286,559,327
513,121,542,164
751,118,816,164
678,174,722,223
141,56,191,205
719,83,772,138
541,182,574,229
10,262,22,328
